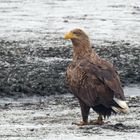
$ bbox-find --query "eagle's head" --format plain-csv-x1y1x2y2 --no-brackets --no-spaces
64,28,91,48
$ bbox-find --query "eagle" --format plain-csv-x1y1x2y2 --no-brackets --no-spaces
64,28,129,126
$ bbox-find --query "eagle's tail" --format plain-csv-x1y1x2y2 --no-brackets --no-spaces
112,98,129,113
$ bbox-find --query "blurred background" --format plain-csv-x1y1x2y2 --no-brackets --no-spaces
0,0,140,42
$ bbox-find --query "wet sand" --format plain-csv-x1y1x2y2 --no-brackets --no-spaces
0,86,140,140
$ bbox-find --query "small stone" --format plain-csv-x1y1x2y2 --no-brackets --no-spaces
30,128,34,131
64,20,69,23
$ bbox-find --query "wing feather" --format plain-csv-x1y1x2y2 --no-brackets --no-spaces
79,60,125,100
67,59,125,108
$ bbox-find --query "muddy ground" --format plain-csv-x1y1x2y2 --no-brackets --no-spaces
0,91,140,140
0,37,140,97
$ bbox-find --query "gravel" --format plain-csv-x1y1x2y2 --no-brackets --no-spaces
0,39,140,97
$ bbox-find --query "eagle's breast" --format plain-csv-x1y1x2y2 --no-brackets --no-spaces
66,62,88,93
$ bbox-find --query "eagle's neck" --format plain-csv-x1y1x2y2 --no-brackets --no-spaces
71,39,97,61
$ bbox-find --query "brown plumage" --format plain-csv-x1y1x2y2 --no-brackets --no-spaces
64,28,129,125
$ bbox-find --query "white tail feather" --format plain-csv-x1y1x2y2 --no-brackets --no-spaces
112,98,129,113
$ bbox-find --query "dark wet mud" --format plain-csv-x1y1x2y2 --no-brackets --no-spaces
0,39,140,97
0,94,140,140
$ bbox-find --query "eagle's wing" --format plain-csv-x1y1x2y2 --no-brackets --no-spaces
72,67,114,108
78,59,125,101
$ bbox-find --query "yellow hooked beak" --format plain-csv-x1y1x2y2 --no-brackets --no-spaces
64,31,78,39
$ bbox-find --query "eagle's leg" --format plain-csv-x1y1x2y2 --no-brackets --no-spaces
72,99,90,126
89,114,104,125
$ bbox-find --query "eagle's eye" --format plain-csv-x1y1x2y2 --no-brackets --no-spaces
72,31,81,36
